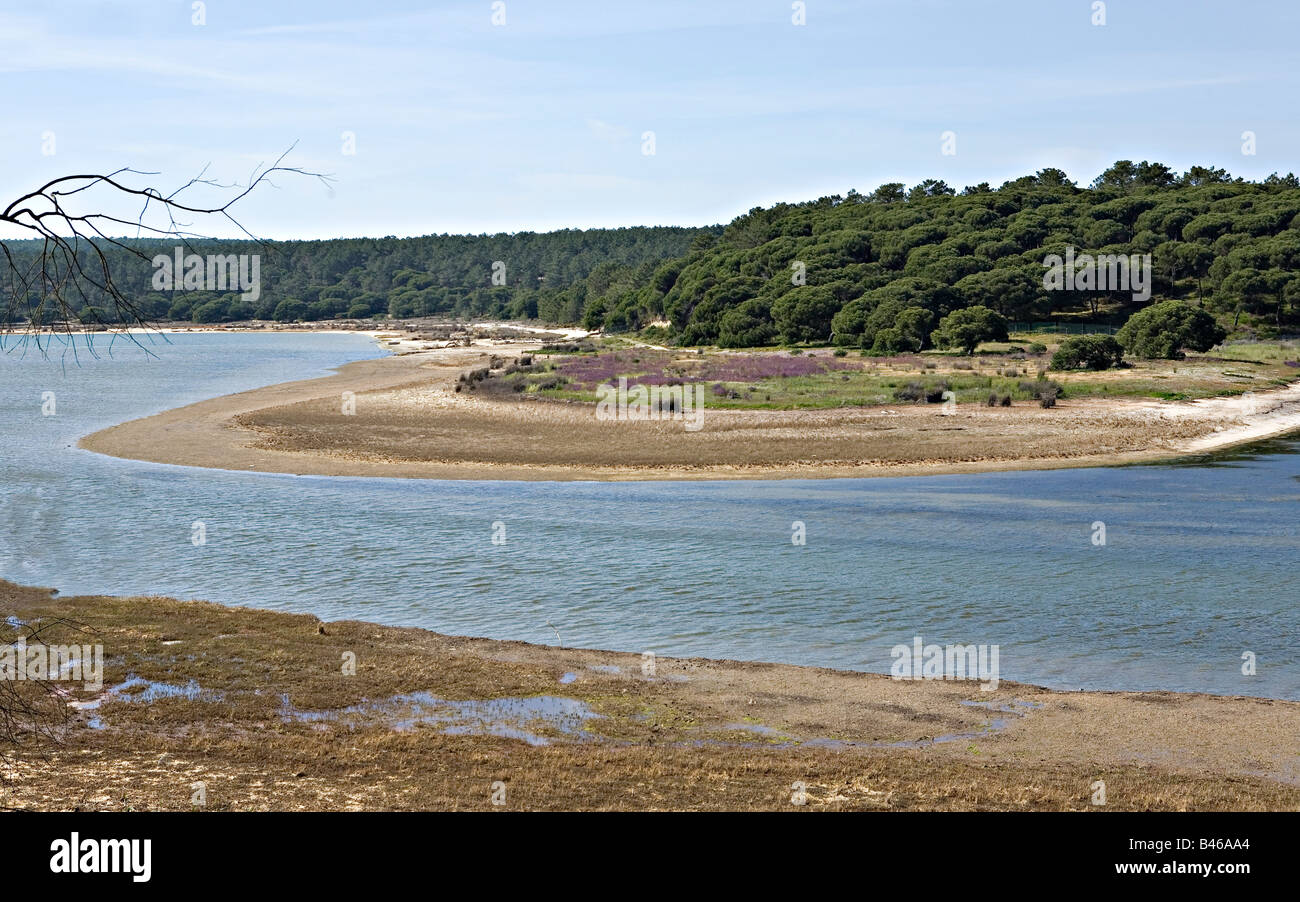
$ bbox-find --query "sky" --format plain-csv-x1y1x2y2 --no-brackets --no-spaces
1,0,1297,239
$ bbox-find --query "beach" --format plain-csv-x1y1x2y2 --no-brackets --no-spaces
78,331,1300,481
10,327,1291,813
3,579,1296,811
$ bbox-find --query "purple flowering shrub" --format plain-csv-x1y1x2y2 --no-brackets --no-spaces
553,350,861,390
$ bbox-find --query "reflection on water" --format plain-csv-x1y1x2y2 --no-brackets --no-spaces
75,675,225,729
279,691,600,745
1137,434,1300,470
1,333,1297,699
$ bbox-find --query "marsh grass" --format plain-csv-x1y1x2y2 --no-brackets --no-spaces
3,581,1297,812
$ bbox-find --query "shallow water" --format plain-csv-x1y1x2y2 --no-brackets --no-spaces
1,332,1297,699
278,691,600,745
76,675,225,729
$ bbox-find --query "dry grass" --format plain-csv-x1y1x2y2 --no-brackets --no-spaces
3,581,1296,812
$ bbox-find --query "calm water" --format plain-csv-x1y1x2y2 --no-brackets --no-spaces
1,332,1297,698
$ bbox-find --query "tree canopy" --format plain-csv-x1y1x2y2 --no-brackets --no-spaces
647,161,1300,348
7,160,1298,349
1115,300,1227,359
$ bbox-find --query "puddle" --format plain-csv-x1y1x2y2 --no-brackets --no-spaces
960,699,1042,714
558,672,577,684
875,698,1041,749
726,721,787,738
279,691,601,746
699,698,1042,751
74,676,226,729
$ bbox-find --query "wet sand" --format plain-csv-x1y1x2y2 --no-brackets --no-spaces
2,580,1296,811
79,339,1300,481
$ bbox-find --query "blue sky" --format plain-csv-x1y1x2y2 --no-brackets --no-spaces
1,0,1297,239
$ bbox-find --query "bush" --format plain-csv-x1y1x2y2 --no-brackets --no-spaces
1116,301,1227,359
893,380,950,404
1020,379,1066,400
1051,334,1125,370
893,381,926,402
190,299,229,324
870,328,907,355
458,367,491,387
999,395,1012,407
272,299,308,322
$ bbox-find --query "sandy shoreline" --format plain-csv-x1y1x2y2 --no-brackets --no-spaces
77,334,1300,481
3,579,1296,811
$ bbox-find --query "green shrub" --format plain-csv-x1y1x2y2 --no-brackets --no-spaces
1019,379,1066,400
893,381,926,402
272,299,308,322
1051,334,1125,370
893,380,950,404
1116,301,1226,359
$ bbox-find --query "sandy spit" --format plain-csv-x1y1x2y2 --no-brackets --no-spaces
76,337,1300,481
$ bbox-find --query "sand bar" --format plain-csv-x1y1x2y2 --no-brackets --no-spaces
77,334,1300,480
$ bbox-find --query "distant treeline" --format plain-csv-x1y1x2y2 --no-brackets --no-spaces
0,226,717,326
6,161,1300,346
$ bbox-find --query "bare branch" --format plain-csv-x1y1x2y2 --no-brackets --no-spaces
0,144,332,350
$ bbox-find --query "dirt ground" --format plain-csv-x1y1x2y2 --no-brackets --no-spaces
2,581,1296,811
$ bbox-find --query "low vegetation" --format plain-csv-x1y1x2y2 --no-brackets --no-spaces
4,582,1296,812
478,337,1298,410
1051,335,1126,371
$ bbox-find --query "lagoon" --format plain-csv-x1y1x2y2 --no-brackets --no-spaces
1,331,1296,699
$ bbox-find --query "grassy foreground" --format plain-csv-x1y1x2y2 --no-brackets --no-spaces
2,581,1296,812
